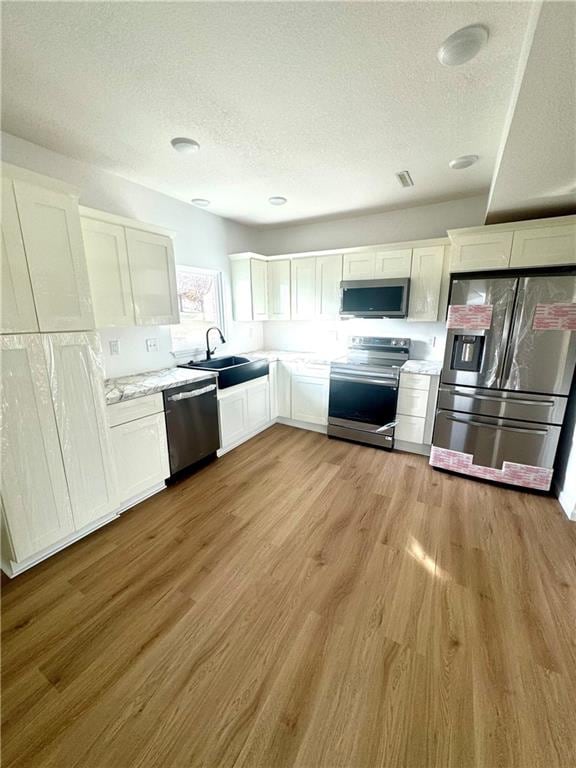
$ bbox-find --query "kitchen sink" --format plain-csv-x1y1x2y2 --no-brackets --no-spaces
178,356,269,389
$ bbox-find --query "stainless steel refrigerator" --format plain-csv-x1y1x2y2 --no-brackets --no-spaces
431,270,576,491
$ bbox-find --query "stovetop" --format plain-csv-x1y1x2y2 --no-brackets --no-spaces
332,336,411,374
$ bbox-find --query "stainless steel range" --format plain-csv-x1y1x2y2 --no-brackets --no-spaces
328,336,411,449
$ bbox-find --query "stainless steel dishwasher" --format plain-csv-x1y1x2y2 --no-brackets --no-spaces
163,378,220,477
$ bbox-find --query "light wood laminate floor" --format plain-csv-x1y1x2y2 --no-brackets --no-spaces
2,424,576,768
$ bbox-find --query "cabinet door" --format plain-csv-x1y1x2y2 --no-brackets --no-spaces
267,260,291,320
82,218,135,327
269,362,279,420
43,333,118,529
374,248,412,278
1,179,38,333
408,246,444,322
315,255,342,319
246,379,270,431
510,225,576,268
1,335,74,562
291,374,329,425
250,259,268,320
291,257,317,320
342,251,374,279
111,413,169,505
125,228,179,325
218,389,248,448
397,387,428,418
13,180,95,331
395,415,425,444
450,232,512,272
278,362,292,418
231,259,253,321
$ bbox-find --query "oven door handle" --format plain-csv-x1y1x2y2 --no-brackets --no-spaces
330,373,398,387
375,421,397,432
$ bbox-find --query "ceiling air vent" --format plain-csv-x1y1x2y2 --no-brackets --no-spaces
396,170,414,188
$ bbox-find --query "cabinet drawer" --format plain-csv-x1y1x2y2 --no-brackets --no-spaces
397,388,428,417
107,392,164,427
400,372,431,391
395,415,425,444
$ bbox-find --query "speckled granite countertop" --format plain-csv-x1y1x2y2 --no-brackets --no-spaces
105,367,217,405
401,360,442,375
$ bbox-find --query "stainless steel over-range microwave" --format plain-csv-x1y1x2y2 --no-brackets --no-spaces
339,278,410,318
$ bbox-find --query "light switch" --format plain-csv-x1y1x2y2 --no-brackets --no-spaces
146,338,160,352
109,339,120,356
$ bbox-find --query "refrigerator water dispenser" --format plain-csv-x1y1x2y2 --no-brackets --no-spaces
451,334,484,372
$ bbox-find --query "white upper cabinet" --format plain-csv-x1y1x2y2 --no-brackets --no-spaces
291,257,317,320
43,333,118,529
449,231,513,272
374,248,412,278
408,246,445,322
342,251,375,279
12,179,95,331
510,224,576,267
1,178,38,334
267,260,291,320
1,335,74,562
82,218,135,327
315,255,342,319
250,259,268,320
230,254,268,321
125,228,179,325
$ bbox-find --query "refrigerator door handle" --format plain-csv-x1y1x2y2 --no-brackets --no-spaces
446,414,549,436
446,388,555,408
499,284,525,388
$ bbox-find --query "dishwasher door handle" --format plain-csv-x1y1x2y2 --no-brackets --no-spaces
167,384,217,402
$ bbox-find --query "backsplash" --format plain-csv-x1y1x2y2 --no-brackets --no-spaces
263,319,447,361
99,322,263,379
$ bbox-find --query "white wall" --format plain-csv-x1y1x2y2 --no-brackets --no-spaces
253,194,488,255
1,132,263,377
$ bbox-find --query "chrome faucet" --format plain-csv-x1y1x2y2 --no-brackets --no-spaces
205,326,226,361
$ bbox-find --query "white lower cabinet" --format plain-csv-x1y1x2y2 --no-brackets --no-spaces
1,335,75,562
43,333,118,528
1,332,117,571
109,407,169,507
277,362,292,418
218,377,271,452
395,372,439,451
291,370,329,425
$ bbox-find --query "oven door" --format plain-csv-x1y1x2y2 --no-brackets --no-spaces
328,369,399,434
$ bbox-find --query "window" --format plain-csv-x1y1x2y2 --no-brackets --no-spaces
170,265,225,353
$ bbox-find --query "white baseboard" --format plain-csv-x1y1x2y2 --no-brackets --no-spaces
117,481,167,514
277,417,327,434
2,511,119,578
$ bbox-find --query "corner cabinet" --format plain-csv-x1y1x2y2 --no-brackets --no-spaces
1,165,95,333
230,254,268,321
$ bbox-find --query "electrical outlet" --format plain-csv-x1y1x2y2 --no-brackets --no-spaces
146,338,160,353
109,340,120,356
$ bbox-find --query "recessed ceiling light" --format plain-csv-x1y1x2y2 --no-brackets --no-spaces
191,198,210,207
396,171,414,188
449,155,479,170
171,137,200,154
437,25,489,66
268,196,287,206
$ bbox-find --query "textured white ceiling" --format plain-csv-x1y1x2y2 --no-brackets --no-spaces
487,1,576,222
2,1,534,225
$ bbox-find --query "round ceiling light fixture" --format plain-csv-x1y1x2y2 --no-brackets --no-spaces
268,196,287,206
170,137,200,154
437,25,489,66
191,198,210,207
449,154,479,170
